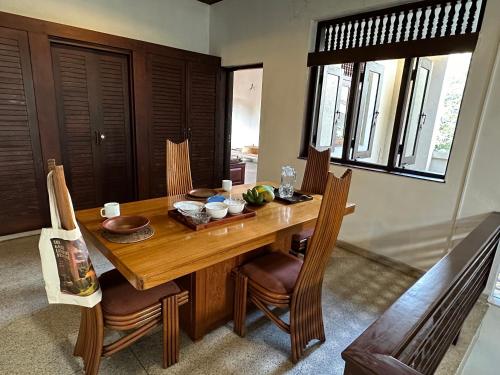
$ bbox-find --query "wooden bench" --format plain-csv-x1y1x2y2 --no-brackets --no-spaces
342,212,500,375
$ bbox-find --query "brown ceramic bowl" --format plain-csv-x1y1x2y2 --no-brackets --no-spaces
101,215,150,234
187,188,218,199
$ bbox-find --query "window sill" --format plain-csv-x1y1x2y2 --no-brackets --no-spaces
297,156,446,183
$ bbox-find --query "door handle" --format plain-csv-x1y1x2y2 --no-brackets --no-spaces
333,110,340,125
187,127,192,142
419,113,427,129
95,130,106,145
372,111,380,128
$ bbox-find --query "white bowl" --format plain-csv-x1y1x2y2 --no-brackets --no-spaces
205,202,228,219
173,201,204,213
224,199,246,215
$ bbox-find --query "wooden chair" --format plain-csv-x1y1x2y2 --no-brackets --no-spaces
166,139,193,196
47,161,188,374
232,169,352,363
291,145,331,254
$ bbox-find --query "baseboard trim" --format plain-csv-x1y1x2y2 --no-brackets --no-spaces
337,240,426,279
0,229,41,242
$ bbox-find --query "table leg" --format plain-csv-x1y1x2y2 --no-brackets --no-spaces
178,221,316,340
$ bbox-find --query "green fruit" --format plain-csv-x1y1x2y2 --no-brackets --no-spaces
261,189,275,202
242,187,266,206
253,185,275,203
255,185,274,194
251,188,259,201
256,193,265,205
243,190,255,204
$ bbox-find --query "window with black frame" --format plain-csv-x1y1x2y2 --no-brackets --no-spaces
304,0,486,180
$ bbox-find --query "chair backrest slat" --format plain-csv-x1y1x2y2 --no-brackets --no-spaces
301,146,331,195
51,164,77,230
292,170,352,307
166,139,193,196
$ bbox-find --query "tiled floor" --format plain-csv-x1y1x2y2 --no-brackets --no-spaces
0,235,485,374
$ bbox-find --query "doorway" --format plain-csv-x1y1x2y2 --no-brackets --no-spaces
224,65,263,185
51,43,134,209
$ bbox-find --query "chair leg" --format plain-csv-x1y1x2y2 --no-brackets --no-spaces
453,329,461,346
290,328,301,364
290,291,325,363
81,305,104,375
233,271,248,337
74,307,87,357
162,294,180,368
290,312,306,364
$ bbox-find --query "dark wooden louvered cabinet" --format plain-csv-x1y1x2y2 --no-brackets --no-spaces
187,62,219,189
147,54,186,198
147,54,221,197
0,27,46,234
51,44,134,209
0,12,223,235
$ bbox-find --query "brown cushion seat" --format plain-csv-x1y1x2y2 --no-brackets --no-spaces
291,228,314,242
240,252,303,295
99,269,180,316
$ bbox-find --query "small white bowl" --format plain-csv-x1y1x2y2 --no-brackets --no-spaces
173,201,204,213
224,199,246,215
205,202,228,219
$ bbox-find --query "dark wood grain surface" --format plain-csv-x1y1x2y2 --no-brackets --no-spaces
342,212,500,375
0,27,46,234
0,11,223,234
51,44,134,209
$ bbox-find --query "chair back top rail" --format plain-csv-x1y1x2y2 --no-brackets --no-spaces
342,212,500,374
48,160,76,230
300,145,331,195
166,139,193,196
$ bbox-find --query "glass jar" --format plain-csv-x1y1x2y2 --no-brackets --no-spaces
279,165,296,198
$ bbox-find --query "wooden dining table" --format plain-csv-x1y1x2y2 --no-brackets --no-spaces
76,182,355,340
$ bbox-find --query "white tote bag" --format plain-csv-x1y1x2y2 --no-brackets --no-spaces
38,171,102,307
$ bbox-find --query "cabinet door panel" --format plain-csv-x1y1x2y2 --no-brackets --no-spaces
0,27,46,235
52,44,134,208
188,63,218,188
51,45,99,208
97,54,134,204
148,54,185,197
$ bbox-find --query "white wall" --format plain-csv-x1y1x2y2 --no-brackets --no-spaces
231,68,263,149
0,0,210,54
453,43,500,243
210,0,500,269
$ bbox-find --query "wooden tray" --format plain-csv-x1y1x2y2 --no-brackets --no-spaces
168,207,256,231
273,188,314,205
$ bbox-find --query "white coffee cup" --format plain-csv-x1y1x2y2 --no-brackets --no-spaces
222,179,232,192
100,202,120,218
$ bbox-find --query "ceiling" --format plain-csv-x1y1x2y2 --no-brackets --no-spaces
197,0,224,4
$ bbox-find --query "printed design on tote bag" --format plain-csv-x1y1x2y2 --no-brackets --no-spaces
50,237,99,296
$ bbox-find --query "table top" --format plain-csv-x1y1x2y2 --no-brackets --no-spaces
76,182,355,290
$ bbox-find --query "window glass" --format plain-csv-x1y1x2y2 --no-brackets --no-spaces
400,53,471,175
358,71,380,153
315,63,354,158
317,66,340,148
405,64,430,157
351,59,404,166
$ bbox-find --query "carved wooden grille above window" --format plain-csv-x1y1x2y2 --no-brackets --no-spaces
308,0,487,66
